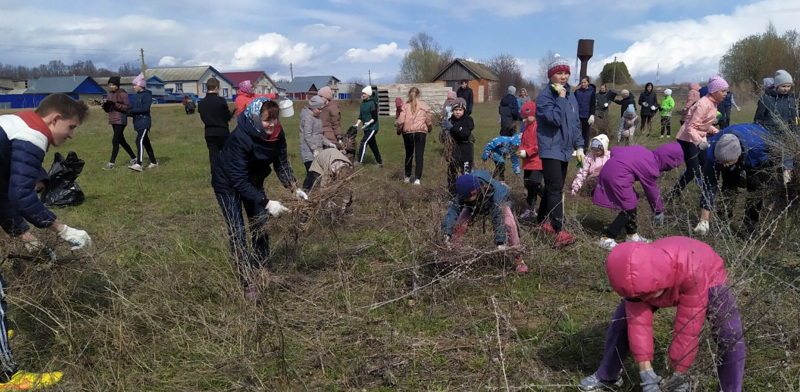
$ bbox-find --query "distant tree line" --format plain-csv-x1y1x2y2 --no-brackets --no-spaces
0,59,141,79
720,22,800,93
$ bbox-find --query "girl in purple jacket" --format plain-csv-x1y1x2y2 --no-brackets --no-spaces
593,142,683,249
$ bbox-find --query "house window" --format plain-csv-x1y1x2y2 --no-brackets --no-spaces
175,83,183,93
223,88,229,98
202,83,207,93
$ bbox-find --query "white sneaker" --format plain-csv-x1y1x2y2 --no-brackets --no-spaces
660,135,664,139
128,163,143,172
147,163,158,169
597,237,618,250
403,177,411,183
413,179,421,185
626,233,651,243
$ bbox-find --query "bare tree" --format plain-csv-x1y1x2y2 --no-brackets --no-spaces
396,33,451,83
536,50,559,89
485,54,525,98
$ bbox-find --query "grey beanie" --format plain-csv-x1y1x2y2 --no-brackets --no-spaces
774,69,793,87
714,134,741,163
508,86,516,95
309,95,325,109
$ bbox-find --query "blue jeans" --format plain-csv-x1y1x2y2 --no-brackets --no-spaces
215,192,270,287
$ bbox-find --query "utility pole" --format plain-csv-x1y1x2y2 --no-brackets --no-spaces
656,63,660,85
612,56,617,89
140,48,147,72
368,70,372,86
289,63,293,81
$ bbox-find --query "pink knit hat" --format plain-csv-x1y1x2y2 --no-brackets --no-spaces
132,73,146,88
707,75,729,94
447,90,456,99
238,80,253,95
317,86,333,100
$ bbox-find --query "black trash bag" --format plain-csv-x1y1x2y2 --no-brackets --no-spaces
41,151,85,207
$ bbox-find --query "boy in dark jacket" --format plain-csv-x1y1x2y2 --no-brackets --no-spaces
211,98,308,300
445,98,474,194
456,79,474,116
442,171,527,273
0,93,93,389
198,77,234,174
499,86,522,137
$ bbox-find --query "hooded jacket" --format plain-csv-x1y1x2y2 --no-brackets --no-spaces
593,142,684,213
448,112,475,163
606,237,728,372
676,95,721,145
680,82,701,122
574,83,596,119
211,98,297,206
571,134,610,192
0,112,57,235
128,88,153,131
638,84,658,116
519,117,542,171
482,133,521,174
535,83,584,161
754,87,798,135
659,95,675,117
498,93,522,131
442,170,510,244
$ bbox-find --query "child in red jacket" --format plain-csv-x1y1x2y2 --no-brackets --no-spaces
516,101,543,219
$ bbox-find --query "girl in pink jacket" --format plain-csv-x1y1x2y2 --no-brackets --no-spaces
396,87,432,184
570,134,610,196
666,76,728,201
578,237,745,392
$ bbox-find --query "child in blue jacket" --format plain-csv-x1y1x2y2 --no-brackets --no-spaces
481,132,521,182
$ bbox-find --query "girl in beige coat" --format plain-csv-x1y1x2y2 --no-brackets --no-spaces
396,87,432,184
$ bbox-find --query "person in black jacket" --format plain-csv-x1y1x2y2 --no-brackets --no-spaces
211,98,308,300
456,79,474,116
638,82,658,134
499,86,521,136
445,98,475,194
198,77,234,174
612,89,636,118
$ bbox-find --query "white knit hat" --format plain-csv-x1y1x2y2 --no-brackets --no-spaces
362,85,373,96
664,89,672,96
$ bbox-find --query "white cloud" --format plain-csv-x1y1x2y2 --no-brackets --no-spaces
231,33,316,69
158,56,179,66
338,42,407,63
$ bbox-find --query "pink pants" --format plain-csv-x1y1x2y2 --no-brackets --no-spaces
452,205,520,252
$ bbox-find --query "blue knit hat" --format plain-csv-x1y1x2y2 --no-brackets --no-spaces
455,174,480,197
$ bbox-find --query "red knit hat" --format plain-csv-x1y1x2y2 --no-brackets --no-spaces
520,101,536,116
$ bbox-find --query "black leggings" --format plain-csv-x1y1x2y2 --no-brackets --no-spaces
109,124,136,163
403,132,426,180
580,117,591,150
640,114,654,132
134,128,157,165
672,139,706,194
537,159,569,232
302,161,319,191
357,128,382,164
607,208,637,238
660,117,671,136
523,169,544,208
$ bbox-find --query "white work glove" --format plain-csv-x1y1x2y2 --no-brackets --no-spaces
444,235,452,249
588,115,595,125
517,150,527,158
313,149,320,157
651,105,657,111
576,148,585,165
640,369,663,392
697,140,710,151
266,200,290,217
294,188,309,200
603,102,609,107
57,225,92,250
783,170,792,185
497,244,509,251
694,219,709,235
661,372,689,392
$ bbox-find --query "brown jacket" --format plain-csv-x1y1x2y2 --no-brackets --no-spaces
107,89,130,125
320,100,341,143
397,100,432,134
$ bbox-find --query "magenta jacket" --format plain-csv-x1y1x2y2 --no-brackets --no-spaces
592,142,683,213
606,237,728,372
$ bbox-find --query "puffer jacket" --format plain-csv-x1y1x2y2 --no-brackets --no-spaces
605,237,728,372
106,89,129,125
754,88,798,135
535,83,584,162
321,100,342,143
659,95,675,117
442,170,510,244
0,112,57,235
128,89,153,131
571,134,610,193
680,83,701,122
519,119,542,171
482,133,521,174
397,100,432,134
593,142,683,213
676,95,721,145
574,83,596,119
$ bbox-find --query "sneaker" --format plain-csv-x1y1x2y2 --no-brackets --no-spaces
597,237,618,250
244,286,260,301
578,372,623,391
660,135,664,139
515,261,529,274
553,230,577,249
626,233,652,243
128,163,143,172
539,222,556,234
519,209,534,219
129,158,137,166
102,162,114,170
403,177,411,183
413,179,421,185
147,163,158,169
376,163,383,168
0,370,63,390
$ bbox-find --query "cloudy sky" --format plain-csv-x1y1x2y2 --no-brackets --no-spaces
1,0,798,86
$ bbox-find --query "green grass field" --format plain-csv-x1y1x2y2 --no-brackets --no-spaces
0,95,798,391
